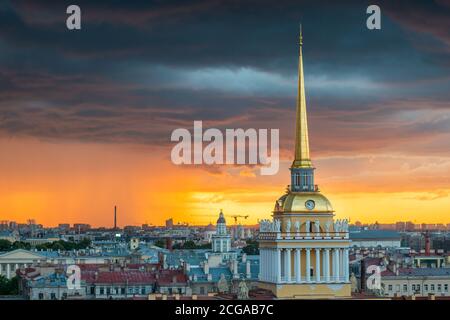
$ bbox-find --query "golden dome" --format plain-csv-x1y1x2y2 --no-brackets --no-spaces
274,192,334,214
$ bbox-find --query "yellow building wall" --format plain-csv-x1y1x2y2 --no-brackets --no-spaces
259,282,351,299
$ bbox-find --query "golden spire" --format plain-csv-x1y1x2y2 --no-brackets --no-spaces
292,24,312,168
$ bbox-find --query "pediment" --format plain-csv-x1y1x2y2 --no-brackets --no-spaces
0,249,46,260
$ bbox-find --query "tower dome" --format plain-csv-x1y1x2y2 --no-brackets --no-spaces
217,210,226,224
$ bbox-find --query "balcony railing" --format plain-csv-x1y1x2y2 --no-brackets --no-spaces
258,231,349,241
258,275,348,284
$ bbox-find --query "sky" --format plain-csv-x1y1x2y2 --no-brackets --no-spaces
0,0,449,227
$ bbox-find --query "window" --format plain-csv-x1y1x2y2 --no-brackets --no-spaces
403,284,407,292
444,284,448,292
100,287,104,295
437,284,442,292
396,284,400,292
295,173,300,187
51,293,56,300
200,287,205,295
38,293,44,300
412,284,415,291
416,285,420,292
141,287,145,294
431,284,435,291
424,284,428,291
388,285,393,291
121,288,125,294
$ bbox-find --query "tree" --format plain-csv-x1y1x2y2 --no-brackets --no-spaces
0,275,18,295
12,241,31,250
182,240,197,249
242,240,259,255
154,239,166,248
0,240,11,251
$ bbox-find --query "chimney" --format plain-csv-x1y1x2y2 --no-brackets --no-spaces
114,205,117,230
246,260,251,279
242,253,247,263
425,232,431,256
165,238,173,251
360,259,366,292
203,261,209,275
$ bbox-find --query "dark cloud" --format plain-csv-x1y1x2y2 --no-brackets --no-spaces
0,0,449,158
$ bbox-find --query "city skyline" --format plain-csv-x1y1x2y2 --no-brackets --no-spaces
1,1,449,226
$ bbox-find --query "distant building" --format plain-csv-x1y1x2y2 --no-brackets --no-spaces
349,229,401,249
0,249,47,279
381,268,450,298
414,255,446,268
165,219,174,229
73,224,91,233
0,230,20,243
211,210,231,255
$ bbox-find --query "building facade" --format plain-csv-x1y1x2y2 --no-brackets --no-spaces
258,29,351,299
381,268,450,298
211,210,231,254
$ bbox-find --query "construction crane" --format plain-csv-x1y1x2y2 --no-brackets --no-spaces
230,215,249,224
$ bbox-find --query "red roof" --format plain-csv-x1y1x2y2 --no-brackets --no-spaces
84,271,157,285
157,270,188,286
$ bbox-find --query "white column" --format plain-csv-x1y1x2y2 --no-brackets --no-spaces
295,249,301,283
270,249,274,282
286,249,291,282
325,249,330,282
340,249,344,280
6,263,11,279
259,249,263,280
220,240,223,252
344,248,349,281
315,248,321,282
276,249,281,283
334,249,340,282
305,249,311,282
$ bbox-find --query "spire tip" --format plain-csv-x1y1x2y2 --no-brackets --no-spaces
299,23,303,46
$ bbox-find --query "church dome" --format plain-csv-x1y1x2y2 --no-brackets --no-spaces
217,210,226,224
274,192,334,214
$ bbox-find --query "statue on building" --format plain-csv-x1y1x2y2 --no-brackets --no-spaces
350,272,358,293
286,219,291,233
325,221,331,235
217,273,229,293
294,220,300,233
237,280,249,300
314,220,320,233
305,220,310,234
274,219,281,232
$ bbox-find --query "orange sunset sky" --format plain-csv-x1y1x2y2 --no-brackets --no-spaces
0,1,449,227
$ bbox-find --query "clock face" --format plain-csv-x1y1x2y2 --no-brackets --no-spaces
305,200,315,210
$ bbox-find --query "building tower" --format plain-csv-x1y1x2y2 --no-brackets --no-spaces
114,205,117,230
212,210,231,253
258,27,351,299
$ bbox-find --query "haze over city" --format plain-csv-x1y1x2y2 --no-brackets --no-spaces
1,0,449,227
